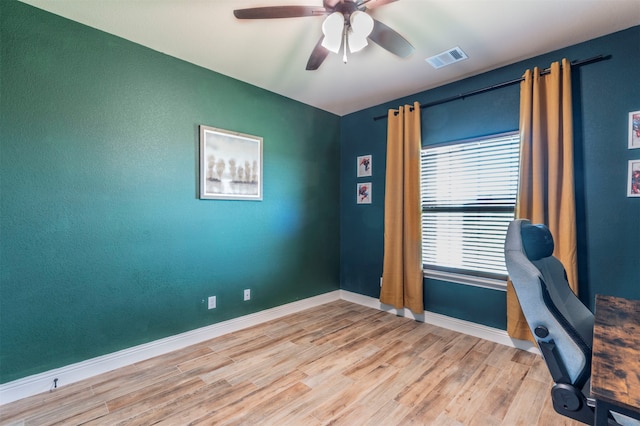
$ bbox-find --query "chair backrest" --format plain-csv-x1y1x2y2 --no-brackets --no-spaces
504,219,594,388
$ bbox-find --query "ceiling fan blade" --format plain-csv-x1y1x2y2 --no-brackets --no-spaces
368,18,414,58
358,0,399,9
323,0,343,8
306,37,331,70
234,6,326,19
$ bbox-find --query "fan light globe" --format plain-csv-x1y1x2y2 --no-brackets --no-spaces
348,10,373,53
321,12,344,53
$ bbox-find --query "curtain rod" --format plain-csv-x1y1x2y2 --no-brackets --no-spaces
373,54,609,121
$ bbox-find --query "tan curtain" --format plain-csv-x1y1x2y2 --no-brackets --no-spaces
507,59,578,341
380,101,423,315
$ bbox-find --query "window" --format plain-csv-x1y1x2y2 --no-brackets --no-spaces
420,132,520,284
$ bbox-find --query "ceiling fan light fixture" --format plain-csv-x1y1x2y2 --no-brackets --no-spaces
233,2,416,71
321,11,345,53
348,10,373,53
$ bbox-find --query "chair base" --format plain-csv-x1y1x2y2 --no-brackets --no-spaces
551,383,594,425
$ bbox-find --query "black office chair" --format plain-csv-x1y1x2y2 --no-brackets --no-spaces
504,219,638,426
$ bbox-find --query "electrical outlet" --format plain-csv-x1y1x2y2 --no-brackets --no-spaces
208,296,216,309
243,289,251,301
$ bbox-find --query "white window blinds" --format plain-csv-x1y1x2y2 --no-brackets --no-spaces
420,132,520,278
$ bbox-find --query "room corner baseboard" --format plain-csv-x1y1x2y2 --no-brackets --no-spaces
0,291,341,406
338,290,539,355
1,289,537,405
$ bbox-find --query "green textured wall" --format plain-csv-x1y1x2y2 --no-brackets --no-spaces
340,26,640,328
0,1,340,383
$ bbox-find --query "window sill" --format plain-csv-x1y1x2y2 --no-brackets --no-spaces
423,269,507,291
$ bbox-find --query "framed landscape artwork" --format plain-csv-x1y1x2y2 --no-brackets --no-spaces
199,125,263,200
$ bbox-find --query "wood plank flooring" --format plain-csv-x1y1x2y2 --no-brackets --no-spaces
0,300,583,425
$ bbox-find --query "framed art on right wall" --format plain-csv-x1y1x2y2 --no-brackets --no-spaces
357,182,372,204
628,160,640,197
357,155,372,177
629,110,640,149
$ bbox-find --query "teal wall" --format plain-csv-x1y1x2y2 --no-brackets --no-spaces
0,1,340,383
340,26,640,328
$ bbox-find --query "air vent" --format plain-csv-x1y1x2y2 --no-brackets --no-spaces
426,46,468,69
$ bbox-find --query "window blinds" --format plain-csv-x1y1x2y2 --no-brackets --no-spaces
420,132,520,278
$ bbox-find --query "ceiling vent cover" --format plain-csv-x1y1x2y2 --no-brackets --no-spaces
426,46,468,69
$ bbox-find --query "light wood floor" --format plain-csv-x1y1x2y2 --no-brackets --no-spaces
0,300,583,425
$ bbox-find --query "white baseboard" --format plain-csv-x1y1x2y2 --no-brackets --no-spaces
0,289,536,405
0,291,341,405
339,290,538,354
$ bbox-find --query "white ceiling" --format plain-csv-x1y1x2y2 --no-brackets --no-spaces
20,0,640,116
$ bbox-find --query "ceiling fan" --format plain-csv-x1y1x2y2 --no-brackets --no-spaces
233,0,414,70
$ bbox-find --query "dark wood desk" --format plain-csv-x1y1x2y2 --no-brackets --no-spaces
591,294,640,425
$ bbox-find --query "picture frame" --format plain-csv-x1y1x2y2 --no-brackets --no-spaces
628,160,640,197
199,125,263,200
357,182,372,204
357,155,372,177
629,110,640,149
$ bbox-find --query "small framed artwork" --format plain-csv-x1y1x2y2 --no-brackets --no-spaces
357,155,372,177
628,160,640,197
199,125,263,200
357,182,372,204
630,110,640,149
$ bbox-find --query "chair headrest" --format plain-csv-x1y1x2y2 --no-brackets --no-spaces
521,223,554,261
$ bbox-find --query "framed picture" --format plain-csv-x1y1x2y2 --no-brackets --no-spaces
357,155,372,177
628,160,640,197
199,125,263,200
630,110,640,149
357,182,372,204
